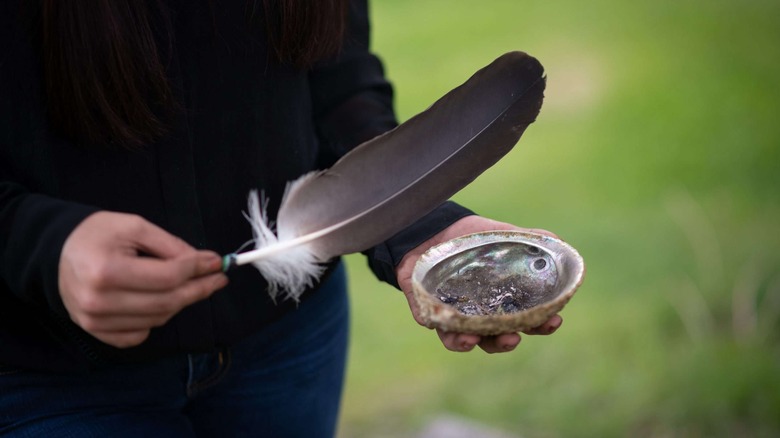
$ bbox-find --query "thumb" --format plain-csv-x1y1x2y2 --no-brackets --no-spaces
119,215,194,259
403,287,434,329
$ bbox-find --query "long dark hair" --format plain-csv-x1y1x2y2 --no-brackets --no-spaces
41,0,349,147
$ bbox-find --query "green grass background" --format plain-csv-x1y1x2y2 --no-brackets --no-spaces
338,0,780,436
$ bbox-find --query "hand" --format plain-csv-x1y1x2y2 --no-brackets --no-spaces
58,212,228,348
396,215,563,353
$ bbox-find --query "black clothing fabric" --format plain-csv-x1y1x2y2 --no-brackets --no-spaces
0,0,472,372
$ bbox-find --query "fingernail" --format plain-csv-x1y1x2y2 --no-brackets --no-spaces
215,274,229,289
460,342,474,351
202,254,222,272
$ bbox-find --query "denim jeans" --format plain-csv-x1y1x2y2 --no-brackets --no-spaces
0,263,349,438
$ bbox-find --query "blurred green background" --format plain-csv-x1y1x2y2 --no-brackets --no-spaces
338,0,780,436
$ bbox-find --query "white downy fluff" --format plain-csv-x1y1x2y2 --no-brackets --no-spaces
244,189,324,302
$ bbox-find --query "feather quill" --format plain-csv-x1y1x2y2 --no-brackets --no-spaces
227,51,546,301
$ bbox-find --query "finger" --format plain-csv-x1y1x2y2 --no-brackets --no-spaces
478,333,521,353
86,272,228,317
90,329,152,349
95,251,223,292
437,330,480,352
522,314,563,335
125,217,194,259
76,312,172,333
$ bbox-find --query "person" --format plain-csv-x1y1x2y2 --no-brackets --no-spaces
0,0,562,436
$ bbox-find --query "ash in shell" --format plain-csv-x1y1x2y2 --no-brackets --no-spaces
431,242,558,316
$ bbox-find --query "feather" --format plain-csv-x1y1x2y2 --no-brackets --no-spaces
225,51,546,301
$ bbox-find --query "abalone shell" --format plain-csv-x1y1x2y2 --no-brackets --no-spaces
412,230,585,335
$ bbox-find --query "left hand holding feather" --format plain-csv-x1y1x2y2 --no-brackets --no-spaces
396,216,563,353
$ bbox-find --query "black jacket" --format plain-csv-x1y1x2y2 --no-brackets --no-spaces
0,0,471,372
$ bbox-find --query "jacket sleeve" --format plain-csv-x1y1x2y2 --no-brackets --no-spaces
0,183,97,312
0,2,99,314
308,0,474,288
308,0,397,165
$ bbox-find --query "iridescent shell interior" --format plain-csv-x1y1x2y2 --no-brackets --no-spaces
412,230,585,335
